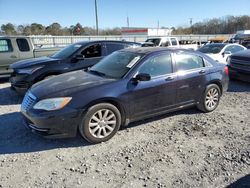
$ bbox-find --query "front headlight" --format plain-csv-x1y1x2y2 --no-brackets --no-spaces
33,97,72,111
17,66,44,74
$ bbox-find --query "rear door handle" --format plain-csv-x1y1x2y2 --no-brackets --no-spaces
199,70,206,74
165,76,174,81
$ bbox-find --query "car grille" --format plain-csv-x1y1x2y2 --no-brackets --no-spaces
21,92,37,112
231,58,250,71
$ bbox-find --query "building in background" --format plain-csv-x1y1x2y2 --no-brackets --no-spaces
122,27,172,36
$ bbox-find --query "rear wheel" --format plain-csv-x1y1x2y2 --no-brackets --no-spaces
197,84,221,112
79,103,121,144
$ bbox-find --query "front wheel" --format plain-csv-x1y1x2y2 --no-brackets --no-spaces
79,103,121,144
197,84,221,112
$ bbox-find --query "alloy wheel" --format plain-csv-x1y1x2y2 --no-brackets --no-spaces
88,109,117,138
205,88,219,110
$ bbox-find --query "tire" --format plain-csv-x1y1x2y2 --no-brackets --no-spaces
197,84,221,113
79,103,121,144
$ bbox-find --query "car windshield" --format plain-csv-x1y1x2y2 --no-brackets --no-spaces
52,44,82,58
198,44,226,54
89,51,141,79
145,38,161,46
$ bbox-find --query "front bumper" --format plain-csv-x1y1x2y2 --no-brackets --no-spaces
10,73,31,95
229,68,250,82
22,107,84,139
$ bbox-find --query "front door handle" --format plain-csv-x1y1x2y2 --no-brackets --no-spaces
10,55,17,58
165,76,174,81
199,70,206,74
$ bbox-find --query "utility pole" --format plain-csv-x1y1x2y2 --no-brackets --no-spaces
189,18,193,34
157,20,159,36
95,0,99,35
189,18,193,26
126,12,130,28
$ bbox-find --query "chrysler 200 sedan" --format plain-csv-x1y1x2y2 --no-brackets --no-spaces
21,48,229,143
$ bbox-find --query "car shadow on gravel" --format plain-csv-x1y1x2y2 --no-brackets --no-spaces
227,174,250,188
0,112,90,155
0,108,200,155
0,77,9,83
126,107,201,130
0,86,23,105
228,80,250,92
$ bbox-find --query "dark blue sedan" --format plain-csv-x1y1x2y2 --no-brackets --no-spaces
21,47,229,143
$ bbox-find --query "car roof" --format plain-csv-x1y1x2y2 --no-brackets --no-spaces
120,47,192,55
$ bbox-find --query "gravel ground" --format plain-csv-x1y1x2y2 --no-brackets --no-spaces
0,79,249,188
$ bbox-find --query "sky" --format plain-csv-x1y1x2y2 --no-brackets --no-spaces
0,0,249,28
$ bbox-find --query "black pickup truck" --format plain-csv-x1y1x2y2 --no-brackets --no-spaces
228,50,250,82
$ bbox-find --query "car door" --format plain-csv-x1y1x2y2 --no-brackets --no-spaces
0,38,19,74
128,52,177,120
174,52,209,106
72,43,105,70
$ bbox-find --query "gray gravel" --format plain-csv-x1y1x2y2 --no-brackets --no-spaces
0,79,249,188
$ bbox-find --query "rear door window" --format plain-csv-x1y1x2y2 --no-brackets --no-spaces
0,39,13,52
175,53,204,71
138,53,173,77
16,38,30,52
106,43,125,54
81,44,102,58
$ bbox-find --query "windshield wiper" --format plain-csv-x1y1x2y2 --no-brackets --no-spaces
88,69,106,77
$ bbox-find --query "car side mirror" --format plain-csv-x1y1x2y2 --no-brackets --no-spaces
134,73,151,81
71,54,85,63
75,54,85,60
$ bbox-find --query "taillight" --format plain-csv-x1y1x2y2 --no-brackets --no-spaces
224,66,229,75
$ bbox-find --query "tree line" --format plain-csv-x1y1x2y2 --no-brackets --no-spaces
172,15,250,35
0,22,122,36
1,15,250,36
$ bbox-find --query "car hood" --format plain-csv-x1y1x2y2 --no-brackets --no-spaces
30,70,116,99
10,56,60,69
231,50,250,59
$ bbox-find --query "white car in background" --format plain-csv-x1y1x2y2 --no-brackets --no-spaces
197,43,247,64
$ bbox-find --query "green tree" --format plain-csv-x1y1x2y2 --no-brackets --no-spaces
72,23,84,35
30,23,45,35
45,22,62,35
1,23,16,35
17,25,24,35
23,25,32,35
